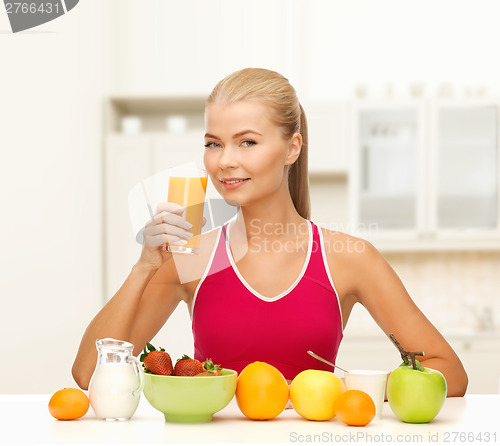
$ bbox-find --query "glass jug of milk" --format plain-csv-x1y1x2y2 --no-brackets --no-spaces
89,338,144,421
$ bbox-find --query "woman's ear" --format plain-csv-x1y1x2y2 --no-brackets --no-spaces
285,132,302,166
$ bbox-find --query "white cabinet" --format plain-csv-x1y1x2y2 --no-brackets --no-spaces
105,134,152,297
446,334,500,394
303,101,348,174
350,100,500,250
152,132,204,173
104,132,206,298
350,102,426,234
429,101,499,233
337,333,500,394
335,334,400,374
104,96,206,292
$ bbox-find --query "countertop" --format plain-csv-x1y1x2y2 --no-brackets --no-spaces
1,394,499,445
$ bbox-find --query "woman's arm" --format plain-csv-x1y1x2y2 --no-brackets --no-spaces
71,256,183,390
327,232,468,397
72,203,193,390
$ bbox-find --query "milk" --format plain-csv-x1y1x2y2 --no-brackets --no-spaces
89,363,141,420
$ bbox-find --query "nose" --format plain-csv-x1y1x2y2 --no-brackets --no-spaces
218,146,239,170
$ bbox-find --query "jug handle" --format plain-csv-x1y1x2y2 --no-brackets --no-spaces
127,356,144,397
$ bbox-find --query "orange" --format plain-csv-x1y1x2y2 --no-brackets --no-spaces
235,361,289,420
48,388,89,420
334,389,376,426
290,370,345,421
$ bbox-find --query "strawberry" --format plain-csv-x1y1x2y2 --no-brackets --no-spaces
144,351,173,376
140,343,173,376
174,355,204,376
197,358,223,376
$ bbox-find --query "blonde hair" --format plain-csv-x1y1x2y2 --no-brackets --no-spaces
206,68,311,220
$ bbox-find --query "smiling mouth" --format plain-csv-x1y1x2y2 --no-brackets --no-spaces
219,178,250,184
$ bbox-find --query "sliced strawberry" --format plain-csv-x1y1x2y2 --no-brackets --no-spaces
196,371,220,376
174,355,204,376
200,358,222,376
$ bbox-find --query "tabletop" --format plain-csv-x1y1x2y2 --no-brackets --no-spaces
1,394,499,445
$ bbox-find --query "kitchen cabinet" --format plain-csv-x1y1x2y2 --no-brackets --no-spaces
350,101,426,235
350,100,500,251
337,331,500,394
429,101,499,233
446,332,500,395
302,100,349,175
152,132,204,170
105,132,205,297
105,134,151,298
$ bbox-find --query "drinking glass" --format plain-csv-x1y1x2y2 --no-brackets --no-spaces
165,166,208,254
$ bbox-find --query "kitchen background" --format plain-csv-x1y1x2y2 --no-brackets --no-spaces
1,0,499,394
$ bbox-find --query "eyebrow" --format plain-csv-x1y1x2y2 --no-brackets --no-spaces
204,130,263,140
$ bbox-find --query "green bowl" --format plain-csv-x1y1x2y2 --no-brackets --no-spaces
143,368,238,423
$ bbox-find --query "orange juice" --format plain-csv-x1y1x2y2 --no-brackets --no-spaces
166,174,208,253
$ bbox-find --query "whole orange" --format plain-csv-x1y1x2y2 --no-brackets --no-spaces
48,388,89,420
334,389,376,426
235,361,289,420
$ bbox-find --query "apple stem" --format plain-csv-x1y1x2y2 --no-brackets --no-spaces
389,333,425,370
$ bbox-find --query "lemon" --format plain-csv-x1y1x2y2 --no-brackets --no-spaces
290,369,345,420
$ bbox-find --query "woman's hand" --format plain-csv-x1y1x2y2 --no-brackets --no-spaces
137,202,201,271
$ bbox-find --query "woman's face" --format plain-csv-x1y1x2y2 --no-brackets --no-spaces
203,100,301,207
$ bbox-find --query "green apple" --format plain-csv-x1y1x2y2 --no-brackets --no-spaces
387,348,447,423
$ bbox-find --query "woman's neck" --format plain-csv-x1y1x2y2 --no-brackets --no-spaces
232,196,308,242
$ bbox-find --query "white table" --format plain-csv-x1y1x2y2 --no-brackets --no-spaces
1,394,499,445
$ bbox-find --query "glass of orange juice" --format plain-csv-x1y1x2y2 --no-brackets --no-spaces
165,166,208,254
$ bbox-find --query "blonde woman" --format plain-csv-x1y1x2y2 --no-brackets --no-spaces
72,68,468,397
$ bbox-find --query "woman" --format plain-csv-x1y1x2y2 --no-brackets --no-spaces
72,68,468,397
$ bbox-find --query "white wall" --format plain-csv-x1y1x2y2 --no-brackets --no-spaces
1,0,500,393
110,0,500,99
0,1,116,393
305,0,500,99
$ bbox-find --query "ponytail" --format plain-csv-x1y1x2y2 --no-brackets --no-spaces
288,104,311,220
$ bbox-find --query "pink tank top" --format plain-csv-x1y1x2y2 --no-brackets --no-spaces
191,219,343,380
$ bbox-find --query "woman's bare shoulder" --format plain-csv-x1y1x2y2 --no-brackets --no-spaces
318,227,384,293
319,226,379,261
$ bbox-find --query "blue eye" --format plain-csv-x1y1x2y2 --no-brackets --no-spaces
204,142,221,148
241,140,256,147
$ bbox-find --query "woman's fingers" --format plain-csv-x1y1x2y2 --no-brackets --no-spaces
149,210,192,229
156,202,184,214
144,222,192,245
143,203,194,247
146,221,193,239
144,233,188,247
